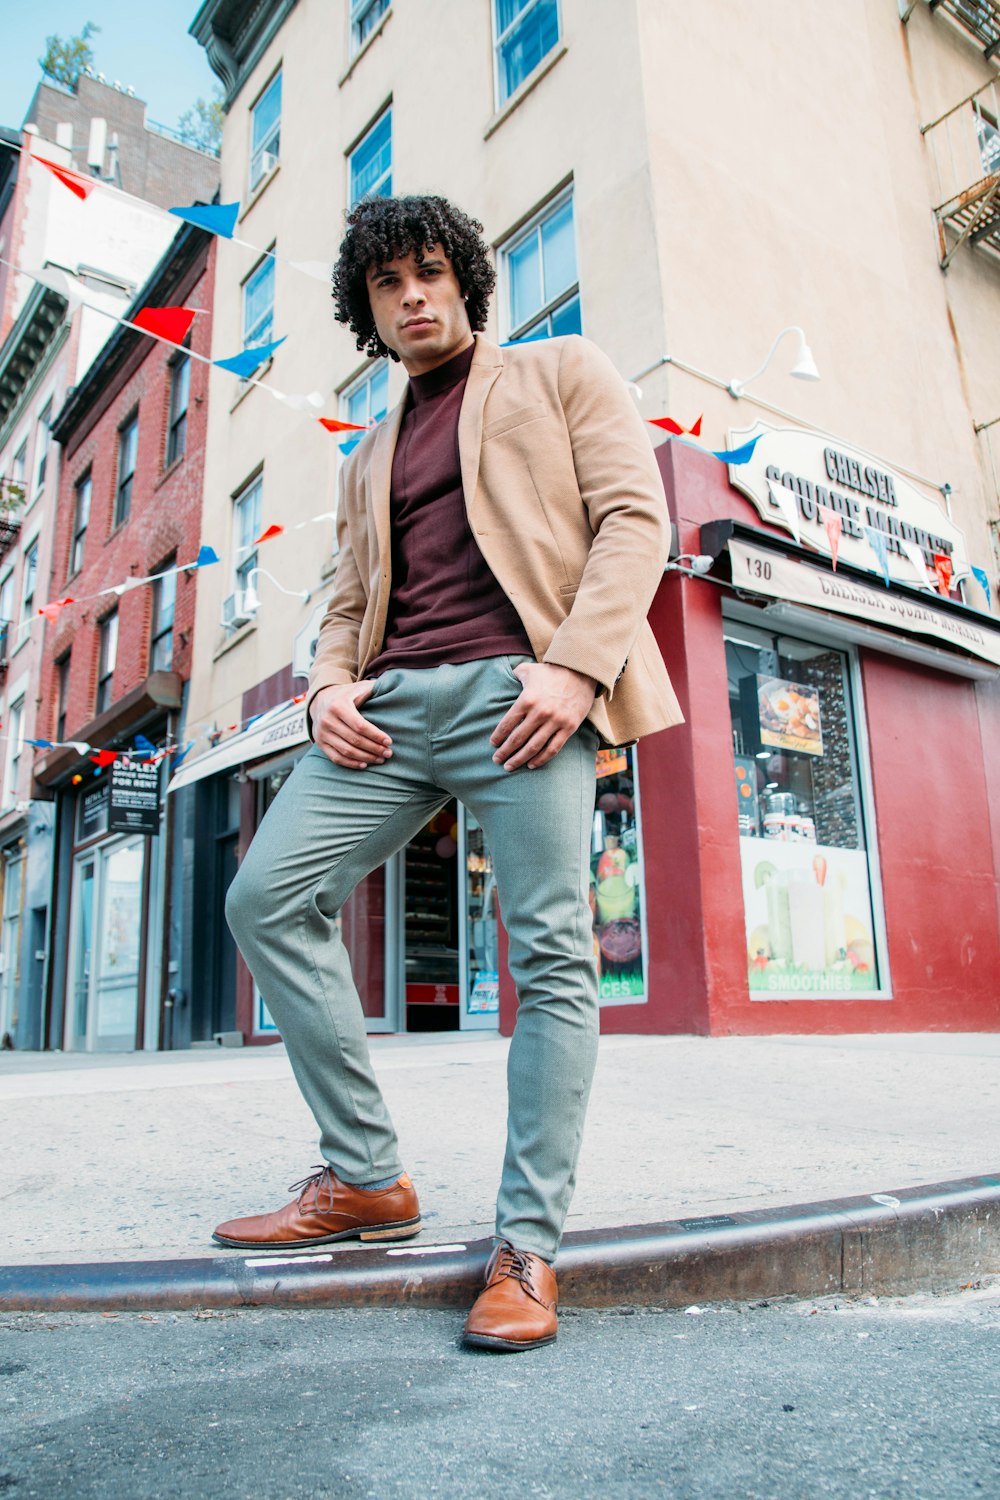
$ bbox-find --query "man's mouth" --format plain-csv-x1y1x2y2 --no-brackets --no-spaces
401,317,434,329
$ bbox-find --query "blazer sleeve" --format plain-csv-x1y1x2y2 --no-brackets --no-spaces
305,466,368,735
541,335,670,698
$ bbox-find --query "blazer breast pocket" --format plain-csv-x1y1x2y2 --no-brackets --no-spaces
482,403,547,441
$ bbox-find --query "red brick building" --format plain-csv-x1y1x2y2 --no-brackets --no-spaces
32,223,215,1052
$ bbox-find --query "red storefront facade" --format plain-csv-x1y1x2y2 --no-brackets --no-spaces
500,440,1000,1037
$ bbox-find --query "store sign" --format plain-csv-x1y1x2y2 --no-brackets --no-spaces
78,781,109,842
728,421,971,589
468,971,499,1014
109,759,160,835
729,538,1000,668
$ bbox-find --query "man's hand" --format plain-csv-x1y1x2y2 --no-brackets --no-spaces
490,662,597,771
310,682,392,769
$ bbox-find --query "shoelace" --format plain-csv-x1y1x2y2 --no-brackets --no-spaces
288,1163,339,1212
488,1240,536,1292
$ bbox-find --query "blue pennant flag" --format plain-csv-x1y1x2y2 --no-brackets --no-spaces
213,337,287,379
672,433,762,466
25,738,53,749
863,525,892,587
133,734,157,760
971,565,992,609
193,545,220,568
339,437,363,457
170,742,194,773
168,201,240,239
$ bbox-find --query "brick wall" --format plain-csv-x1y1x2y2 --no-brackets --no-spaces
38,239,216,746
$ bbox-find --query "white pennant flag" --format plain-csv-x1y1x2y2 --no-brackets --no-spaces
900,539,933,590
767,480,802,547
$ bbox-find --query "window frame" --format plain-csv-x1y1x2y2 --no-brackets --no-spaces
350,0,391,56
10,438,28,502
241,252,276,365
19,538,38,647
71,470,92,577
498,186,581,342
55,651,70,743
348,105,392,208
149,558,177,673
0,572,12,661
166,350,190,467
114,412,139,529
249,68,282,194
341,360,389,430
232,474,263,602
4,694,25,809
33,398,53,498
493,0,561,108
96,610,118,715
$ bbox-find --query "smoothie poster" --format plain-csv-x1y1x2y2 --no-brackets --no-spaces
740,840,884,997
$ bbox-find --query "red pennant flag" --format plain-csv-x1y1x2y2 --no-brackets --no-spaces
254,524,285,545
131,307,197,345
89,749,118,769
317,417,369,433
38,158,96,199
647,415,704,436
37,597,74,622
932,553,953,598
818,506,843,571
292,692,307,704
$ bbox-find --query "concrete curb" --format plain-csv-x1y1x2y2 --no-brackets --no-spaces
1,1174,997,1313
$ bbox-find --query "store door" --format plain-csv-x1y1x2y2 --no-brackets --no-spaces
0,849,23,1043
66,837,146,1051
397,802,461,1031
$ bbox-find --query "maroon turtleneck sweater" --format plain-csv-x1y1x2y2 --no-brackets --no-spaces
367,341,532,676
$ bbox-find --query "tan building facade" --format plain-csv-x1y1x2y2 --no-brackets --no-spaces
181,0,999,1042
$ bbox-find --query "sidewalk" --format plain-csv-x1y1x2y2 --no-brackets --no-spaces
2,1030,998,1271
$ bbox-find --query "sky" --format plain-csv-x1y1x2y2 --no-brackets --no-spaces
0,3,218,135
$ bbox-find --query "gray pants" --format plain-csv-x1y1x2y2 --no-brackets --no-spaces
225,655,600,1260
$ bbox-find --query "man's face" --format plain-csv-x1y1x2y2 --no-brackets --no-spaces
366,245,474,375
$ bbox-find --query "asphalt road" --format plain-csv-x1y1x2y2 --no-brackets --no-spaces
1,1282,997,1499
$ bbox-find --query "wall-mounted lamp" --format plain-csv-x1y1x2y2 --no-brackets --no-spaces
727,326,820,399
242,568,312,613
664,553,715,575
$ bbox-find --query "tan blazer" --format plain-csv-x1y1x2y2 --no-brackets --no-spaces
308,333,684,745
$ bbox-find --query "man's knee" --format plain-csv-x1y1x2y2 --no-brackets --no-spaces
225,855,267,946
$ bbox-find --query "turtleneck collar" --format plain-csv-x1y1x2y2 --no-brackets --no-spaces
407,340,476,405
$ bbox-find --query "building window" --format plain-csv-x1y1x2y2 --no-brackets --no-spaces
114,414,138,528
351,0,390,54
249,70,282,193
34,399,53,496
166,352,190,466
233,476,262,600
500,189,580,341
242,256,276,369
96,611,118,715
4,697,24,809
344,361,389,429
56,652,70,742
149,559,177,672
70,471,91,576
0,573,12,662
18,539,38,648
494,0,560,107
349,107,392,207
975,106,1000,174
9,439,28,506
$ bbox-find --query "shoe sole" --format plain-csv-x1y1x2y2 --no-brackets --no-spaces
211,1216,423,1250
462,1331,557,1353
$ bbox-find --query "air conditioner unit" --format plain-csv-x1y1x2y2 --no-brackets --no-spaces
222,591,256,630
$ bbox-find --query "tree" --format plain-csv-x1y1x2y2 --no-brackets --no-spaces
39,22,100,90
176,90,224,156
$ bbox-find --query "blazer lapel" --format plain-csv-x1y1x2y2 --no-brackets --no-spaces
458,335,503,520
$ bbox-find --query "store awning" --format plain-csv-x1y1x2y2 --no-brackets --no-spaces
719,533,1000,676
168,700,309,793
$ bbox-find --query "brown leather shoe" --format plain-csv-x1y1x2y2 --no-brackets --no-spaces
212,1164,422,1249
463,1241,558,1352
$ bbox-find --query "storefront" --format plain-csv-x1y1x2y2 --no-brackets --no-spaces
536,431,999,1038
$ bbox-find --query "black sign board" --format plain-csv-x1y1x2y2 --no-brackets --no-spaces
78,780,110,842
109,758,160,835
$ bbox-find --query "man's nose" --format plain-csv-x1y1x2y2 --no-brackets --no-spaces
400,276,426,307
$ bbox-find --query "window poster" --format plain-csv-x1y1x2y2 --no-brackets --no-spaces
591,746,646,1005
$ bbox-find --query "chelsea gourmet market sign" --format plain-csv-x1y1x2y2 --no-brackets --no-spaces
727,422,972,589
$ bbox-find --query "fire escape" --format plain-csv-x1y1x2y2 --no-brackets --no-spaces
901,0,1000,57
921,78,1000,269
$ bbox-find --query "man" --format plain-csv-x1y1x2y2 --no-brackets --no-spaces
219,195,682,1352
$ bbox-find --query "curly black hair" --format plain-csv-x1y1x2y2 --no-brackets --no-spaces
332,195,496,361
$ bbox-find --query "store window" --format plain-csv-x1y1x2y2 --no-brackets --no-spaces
500,190,580,342
349,107,392,207
249,70,282,193
724,620,886,998
494,0,560,106
591,746,647,1004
